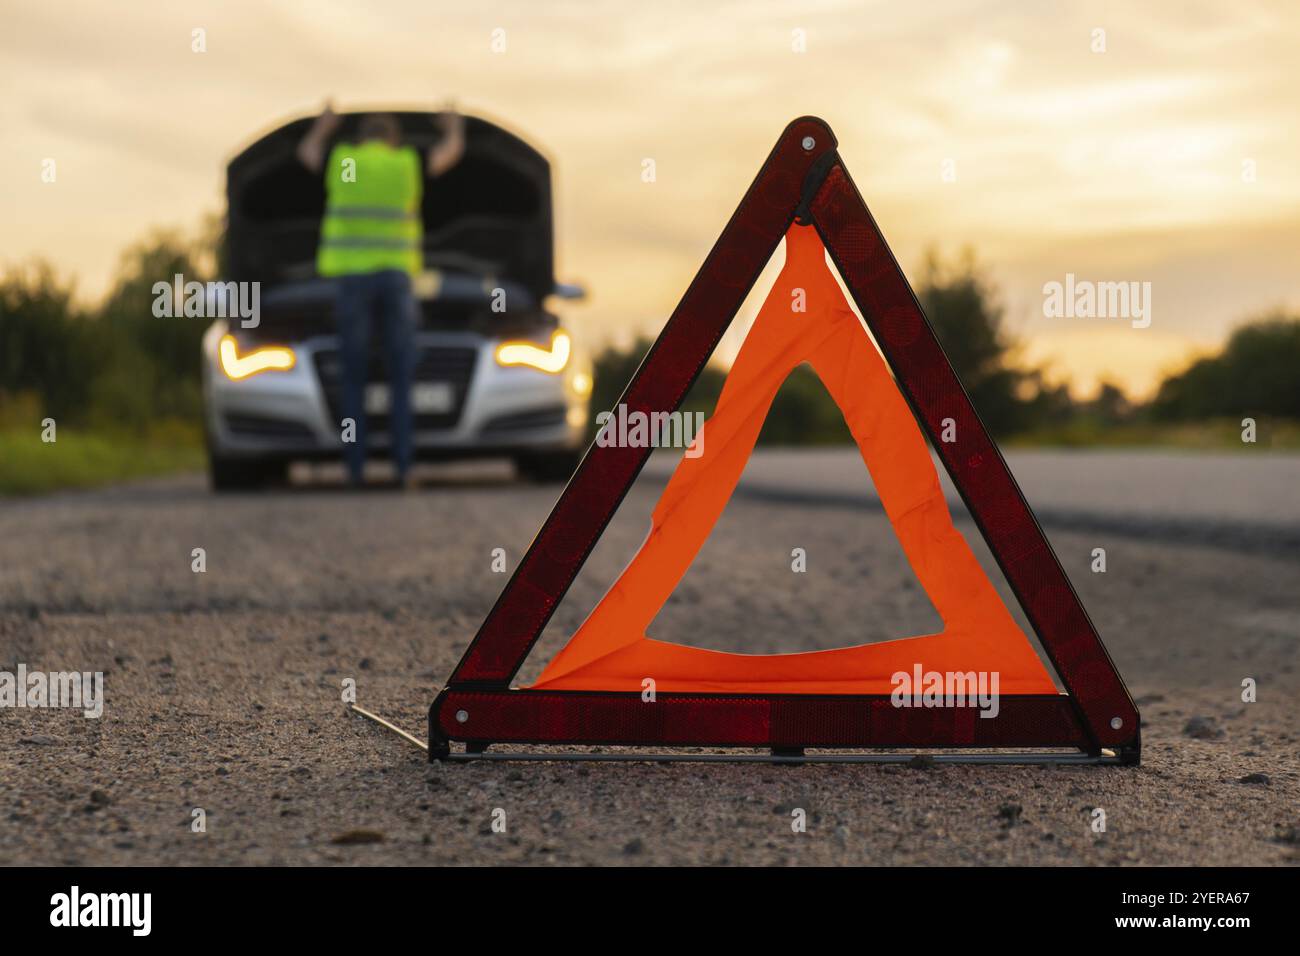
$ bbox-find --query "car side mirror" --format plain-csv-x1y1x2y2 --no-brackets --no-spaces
553,282,587,301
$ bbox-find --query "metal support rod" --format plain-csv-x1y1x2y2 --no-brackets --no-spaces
347,704,428,752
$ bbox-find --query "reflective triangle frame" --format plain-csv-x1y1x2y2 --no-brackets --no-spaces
430,117,1140,765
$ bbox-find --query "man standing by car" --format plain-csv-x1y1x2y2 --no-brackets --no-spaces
296,103,465,488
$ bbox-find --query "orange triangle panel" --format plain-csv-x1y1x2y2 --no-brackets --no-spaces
533,223,1055,697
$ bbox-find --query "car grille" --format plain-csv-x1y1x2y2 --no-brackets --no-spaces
313,345,478,432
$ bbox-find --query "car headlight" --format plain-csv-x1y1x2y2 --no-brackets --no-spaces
218,334,296,381
494,330,570,374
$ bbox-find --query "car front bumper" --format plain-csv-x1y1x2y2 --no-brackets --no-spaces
202,322,590,461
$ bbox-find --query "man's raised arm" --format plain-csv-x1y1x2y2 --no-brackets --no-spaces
427,110,466,177
296,101,343,173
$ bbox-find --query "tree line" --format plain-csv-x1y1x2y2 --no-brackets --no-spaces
1,227,1296,441
591,251,1299,443
1,229,214,432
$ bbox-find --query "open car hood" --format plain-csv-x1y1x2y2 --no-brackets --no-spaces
225,111,555,301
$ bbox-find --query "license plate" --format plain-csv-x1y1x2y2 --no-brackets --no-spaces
364,382,454,415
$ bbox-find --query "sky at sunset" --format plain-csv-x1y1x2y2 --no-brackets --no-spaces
3,0,1298,398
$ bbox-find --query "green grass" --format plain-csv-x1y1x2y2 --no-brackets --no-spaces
0,421,204,496
1005,417,1300,451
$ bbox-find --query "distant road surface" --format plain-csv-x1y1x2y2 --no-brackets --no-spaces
647,447,1300,550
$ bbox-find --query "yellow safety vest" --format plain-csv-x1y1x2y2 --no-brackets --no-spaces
317,141,422,277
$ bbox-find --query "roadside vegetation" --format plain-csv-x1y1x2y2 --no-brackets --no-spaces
0,225,215,495
591,252,1300,451
3,226,1297,496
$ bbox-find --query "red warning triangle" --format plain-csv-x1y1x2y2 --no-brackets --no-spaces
431,117,1139,764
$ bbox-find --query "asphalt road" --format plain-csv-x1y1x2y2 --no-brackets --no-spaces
2,449,1297,865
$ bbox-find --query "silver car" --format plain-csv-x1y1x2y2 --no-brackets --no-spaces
203,110,590,490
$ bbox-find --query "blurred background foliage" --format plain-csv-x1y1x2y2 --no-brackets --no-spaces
1,217,219,434
2,222,1298,493
590,248,1300,447
0,222,217,492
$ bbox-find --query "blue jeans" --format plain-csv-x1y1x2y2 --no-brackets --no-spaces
336,270,416,484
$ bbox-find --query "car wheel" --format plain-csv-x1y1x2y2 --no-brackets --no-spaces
514,450,581,484
208,454,288,492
